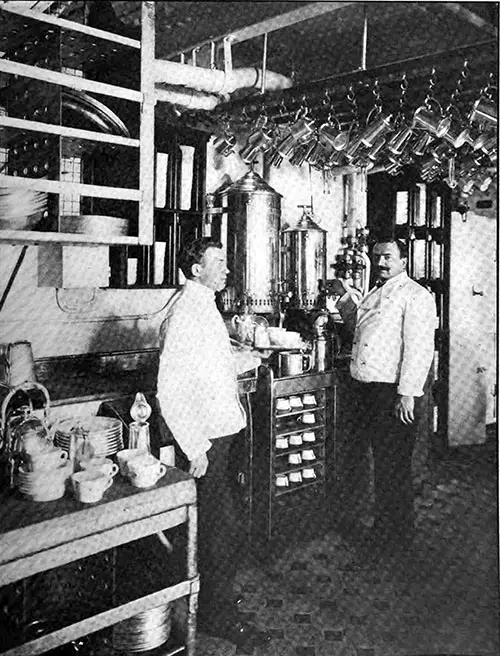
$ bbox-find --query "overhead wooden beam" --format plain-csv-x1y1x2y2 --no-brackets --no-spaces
440,2,498,37
165,2,355,59
0,4,141,48
228,1,356,43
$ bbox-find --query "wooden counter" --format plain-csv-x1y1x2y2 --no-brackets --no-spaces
0,469,199,656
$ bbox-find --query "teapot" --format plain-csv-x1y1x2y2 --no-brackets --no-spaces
231,312,256,345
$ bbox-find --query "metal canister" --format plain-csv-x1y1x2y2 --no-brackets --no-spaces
281,207,327,309
219,170,282,314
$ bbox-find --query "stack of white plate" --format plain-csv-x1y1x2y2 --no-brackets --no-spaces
54,417,124,458
16,463,72,502
112,604,172,653
0,185,47,230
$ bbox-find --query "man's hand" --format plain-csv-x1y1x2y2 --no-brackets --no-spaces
395,395,415,425
189,453,209,478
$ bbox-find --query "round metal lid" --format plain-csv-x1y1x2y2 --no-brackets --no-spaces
283,211,326,232
227,169,282,196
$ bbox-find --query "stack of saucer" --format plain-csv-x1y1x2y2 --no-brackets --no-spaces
112,604,172,652
54,417,124,458
0,185,47,230
16,463,72,502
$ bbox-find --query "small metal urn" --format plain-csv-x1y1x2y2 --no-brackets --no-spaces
281,206,327,310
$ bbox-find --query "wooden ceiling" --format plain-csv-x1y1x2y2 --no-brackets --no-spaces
1,1,497,126
106,2,499,86
106,2,499,124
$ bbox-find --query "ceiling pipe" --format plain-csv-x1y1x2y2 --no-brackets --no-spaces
155,85,223,111
153,58,293,96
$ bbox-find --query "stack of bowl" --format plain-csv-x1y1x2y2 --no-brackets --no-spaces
16,462,72,501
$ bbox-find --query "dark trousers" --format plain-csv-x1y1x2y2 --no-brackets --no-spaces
340,380,419,539
176,433,244,628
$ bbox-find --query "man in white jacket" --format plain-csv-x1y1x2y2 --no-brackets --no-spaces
332,238,437,560
157,238,269,650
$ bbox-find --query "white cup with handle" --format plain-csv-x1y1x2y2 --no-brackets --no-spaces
28,447,69,472
71,470,113,504
80,457,119,478
127,453,167,488
117,448,147,476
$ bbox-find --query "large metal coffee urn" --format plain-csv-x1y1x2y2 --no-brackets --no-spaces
219,170,282,314
281,205,327,310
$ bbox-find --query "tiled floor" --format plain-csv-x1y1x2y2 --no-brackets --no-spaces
196,442,499,656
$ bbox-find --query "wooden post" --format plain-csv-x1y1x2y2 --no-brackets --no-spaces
139,2,156,245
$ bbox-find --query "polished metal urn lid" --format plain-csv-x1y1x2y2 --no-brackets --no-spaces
282,210,326,232
227,169,282,196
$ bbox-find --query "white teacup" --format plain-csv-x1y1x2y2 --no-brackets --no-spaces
302,449,316,461
116,448,148,476
288,453,302,466
276,397,291,412
302,467,317,480
276,437,289,449
303,394,317,407
276,474,289,487
298,413,315,425
28,447,68,472
289,471,302,484
71,470,113,504
80,457,119,478
289,396,304,409
302,431,316,443
289,434,303,446
127,454,167,488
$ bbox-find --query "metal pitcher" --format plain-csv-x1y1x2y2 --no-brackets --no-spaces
0,341,37,387
280,351,313,377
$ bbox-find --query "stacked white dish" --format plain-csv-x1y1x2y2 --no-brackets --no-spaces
267,328,305,349
0,185,47,230
16,462,72,502
54,417,124,458
112,603,172,652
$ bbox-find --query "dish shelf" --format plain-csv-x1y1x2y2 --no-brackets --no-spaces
0,2,156,246
274,477,325,498
275,423,326,438
275,404,323,418
275,460,323,474
248,365,334,546
0,229,140,246
0,5,140,64
0,116,140,149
